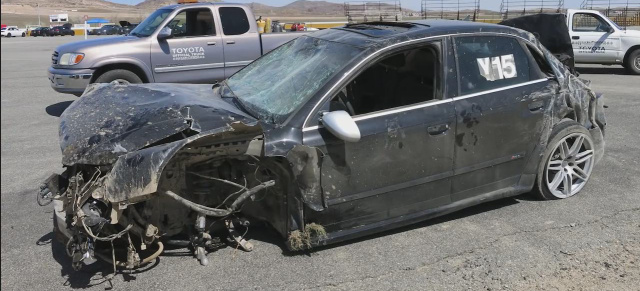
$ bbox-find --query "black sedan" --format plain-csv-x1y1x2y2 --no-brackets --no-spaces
30,27,52,37
40,20,606,270
51,26,74,36
92,24,120,35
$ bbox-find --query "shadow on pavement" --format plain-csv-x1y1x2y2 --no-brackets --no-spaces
576,66,628,75
45,101,73,117
40,231,160,289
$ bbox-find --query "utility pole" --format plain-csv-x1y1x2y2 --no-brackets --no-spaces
37,3,41,26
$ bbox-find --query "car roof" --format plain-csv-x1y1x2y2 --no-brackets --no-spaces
313,20,534,49
160,2,247,10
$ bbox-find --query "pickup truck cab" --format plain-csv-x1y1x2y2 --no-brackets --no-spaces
567,9,640,74
49,3,306,96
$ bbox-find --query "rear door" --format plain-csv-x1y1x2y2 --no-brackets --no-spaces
570,12,621,63
451,35,554,201
150,7,225,83
217,6,261,77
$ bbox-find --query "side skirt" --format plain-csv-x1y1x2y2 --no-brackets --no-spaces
314,184,530,247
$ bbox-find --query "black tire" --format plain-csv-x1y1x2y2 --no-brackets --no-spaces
94,69,143,85
533,120,595,200
7,33,11,37
624,49,640,75
71,31,75,36
21,32,26,37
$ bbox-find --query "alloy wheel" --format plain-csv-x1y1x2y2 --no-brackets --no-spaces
545,133,594,198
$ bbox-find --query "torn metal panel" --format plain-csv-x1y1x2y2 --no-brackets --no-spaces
60,82,256,166
286,145,326,211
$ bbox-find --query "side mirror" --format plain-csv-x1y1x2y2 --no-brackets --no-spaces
321,110,361,142
157,27,172,40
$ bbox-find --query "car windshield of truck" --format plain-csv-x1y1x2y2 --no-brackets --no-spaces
225,36,365,124
130,8,172,37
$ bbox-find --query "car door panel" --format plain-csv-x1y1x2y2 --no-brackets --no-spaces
571,13,621,63
150,7,226,83
303,102,456,232
217,6,261,78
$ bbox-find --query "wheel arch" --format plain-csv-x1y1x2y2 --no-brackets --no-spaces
90,59,153,83
623,45,640,66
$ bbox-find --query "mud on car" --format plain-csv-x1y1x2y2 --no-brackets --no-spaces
39,20,606,272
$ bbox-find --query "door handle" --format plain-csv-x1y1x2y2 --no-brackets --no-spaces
207,41,216,46
572,36,580,40
226,40,235,44
427,123,450,135
528,100,545,112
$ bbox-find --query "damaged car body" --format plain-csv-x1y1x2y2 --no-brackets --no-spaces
39,20,606,271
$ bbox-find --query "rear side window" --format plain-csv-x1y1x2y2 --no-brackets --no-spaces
219,7,250,35
455,36,531,95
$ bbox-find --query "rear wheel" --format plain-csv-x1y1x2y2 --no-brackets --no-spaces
71,31,75,36
625,49,640,75
533,121,595,200
7,33,11,37
21,32,26,37
94,69,143,85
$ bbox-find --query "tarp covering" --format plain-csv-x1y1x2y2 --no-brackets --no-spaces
86,18,110,24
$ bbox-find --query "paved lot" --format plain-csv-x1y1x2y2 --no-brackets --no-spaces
1,36,639,290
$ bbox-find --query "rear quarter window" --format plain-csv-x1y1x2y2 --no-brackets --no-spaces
455,36,531,95
219,7,250,35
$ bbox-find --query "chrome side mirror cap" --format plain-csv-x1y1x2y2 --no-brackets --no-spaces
321,110,361,142
157,27,172,40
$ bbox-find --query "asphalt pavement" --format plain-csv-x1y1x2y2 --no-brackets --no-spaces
1,36,639,290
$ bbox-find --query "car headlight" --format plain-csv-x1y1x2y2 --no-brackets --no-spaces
59,53,85,66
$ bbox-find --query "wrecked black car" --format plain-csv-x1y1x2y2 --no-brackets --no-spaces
40,20,606,271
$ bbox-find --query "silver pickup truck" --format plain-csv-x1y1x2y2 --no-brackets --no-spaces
49,2,306,96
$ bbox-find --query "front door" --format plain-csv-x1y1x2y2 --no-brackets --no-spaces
451,35,553,200
570,12,621,63
302,42,456,233
151,7,225,83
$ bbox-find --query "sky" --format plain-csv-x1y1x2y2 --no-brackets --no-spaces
107,0,586,12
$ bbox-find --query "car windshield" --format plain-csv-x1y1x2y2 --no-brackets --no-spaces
225,36,365,124
130,8,173,37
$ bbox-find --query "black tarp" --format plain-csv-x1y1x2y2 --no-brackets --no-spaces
499,13,576,74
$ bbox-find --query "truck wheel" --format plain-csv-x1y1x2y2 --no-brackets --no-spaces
22,32,26,37
625,49,640,75
533,121,595,200
94,69,143,85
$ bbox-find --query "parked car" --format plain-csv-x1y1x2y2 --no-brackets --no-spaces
30,27,52,37
48,3,307,96
118,21,138,35
40,20,606,270
1,27,26,37
501,10,639,75
93,24,120,35
51,25,75,36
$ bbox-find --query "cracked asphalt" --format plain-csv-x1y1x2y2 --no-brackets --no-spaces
2,36,639,291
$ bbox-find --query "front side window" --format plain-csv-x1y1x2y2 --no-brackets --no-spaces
219,7,250,35
455,36,531,95
329,44,441,116
572,13,611,32
167,8,215,37
225,36,365,123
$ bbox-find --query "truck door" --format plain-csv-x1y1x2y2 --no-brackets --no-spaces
217,6,261,78
150,7,225,83
570,12,622,64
